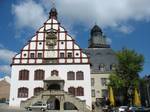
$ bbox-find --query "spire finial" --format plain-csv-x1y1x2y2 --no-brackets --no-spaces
51,0,55,8
49,0,57,19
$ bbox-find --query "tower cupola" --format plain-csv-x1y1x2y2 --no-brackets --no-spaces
88,25,110,48
49,7,58,19
91,25,102,36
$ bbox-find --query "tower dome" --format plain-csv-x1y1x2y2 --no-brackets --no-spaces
89,25,110,48
91,25,102,36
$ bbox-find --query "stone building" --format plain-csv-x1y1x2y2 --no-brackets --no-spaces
9,7,92,111
140,75,150,107
84,25,118,104
0,77,10,102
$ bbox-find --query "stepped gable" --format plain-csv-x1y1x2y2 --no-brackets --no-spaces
12,8,89,65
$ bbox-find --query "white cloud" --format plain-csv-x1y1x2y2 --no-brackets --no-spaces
117,25,134,34
0,49,17,63
0,65,11,76
57,0,150,28
12,0,150,34
12,0,47,29
106,38,112,44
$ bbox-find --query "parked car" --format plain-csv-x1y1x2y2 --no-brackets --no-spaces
129,106,137,112
118,106,128,112
25,101,47,111
5,99,9,104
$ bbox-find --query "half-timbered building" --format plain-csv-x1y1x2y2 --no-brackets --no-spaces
9,8,92,111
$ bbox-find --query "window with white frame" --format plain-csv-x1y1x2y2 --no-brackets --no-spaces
101,78,107,86
91,78,95,86
91,89,95,97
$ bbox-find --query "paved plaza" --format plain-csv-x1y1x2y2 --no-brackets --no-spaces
0,103,43,112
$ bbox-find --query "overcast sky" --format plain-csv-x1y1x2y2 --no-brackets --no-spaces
0,0,150,77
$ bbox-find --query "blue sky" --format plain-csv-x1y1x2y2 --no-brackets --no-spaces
0,0,150,77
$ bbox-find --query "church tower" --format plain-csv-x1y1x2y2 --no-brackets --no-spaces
88,25,110,48
84,25,118,103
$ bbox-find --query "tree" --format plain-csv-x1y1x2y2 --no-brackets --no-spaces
109,48,144,105
116,48,144,88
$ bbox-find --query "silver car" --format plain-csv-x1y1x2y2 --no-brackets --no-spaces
25,101,47,111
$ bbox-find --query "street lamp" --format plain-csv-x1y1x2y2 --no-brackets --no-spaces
128,85,134,106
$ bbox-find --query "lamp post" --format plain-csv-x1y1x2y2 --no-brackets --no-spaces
128,85,134,106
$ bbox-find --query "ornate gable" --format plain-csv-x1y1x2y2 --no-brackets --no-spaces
12,9,89,65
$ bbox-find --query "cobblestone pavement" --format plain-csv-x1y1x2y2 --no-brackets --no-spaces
0,103,43,112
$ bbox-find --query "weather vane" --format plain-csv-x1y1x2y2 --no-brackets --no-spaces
51,0,55,8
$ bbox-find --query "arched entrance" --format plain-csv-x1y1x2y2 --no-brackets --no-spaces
64,102,78,110
48,84,60,90
47,97,60,110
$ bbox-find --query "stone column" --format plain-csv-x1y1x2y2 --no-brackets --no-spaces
60,96,64,112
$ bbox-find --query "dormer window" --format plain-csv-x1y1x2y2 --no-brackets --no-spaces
99,64,105,72
110,64,116,71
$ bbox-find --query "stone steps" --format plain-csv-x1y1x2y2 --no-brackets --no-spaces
21,90,91,112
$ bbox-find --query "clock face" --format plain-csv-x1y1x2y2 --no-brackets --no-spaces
46,31,57,47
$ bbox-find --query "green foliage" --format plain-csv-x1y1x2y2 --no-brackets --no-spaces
109,73,125,89
108,48,144,105
115,48,144,88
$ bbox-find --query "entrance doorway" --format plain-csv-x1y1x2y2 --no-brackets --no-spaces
47,97,60,110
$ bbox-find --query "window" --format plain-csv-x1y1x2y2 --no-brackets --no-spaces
51,70,59,76
99,64,105,72
110,64,116,71
91,78,95,86
92,89,95,97
76,87,84,96
30,53,35,58
18,87,28,98
67,71,75,80
101,78,107,86
76,71,84,80
67,52,72,58
60,52,65,58
34,87,44,96
38,53,42,58
34,70,45,80
102,89,108,98
19,70,29,80
68,87,75,96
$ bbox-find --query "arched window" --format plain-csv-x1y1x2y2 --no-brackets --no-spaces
67,71,75,80
18,87,28,98
68,87,75,96
99,64,105,72
76,71,84,80
34,69,45,80
51,70,59,76
34,87,44,96
19,70,29,80
76,87,84,96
